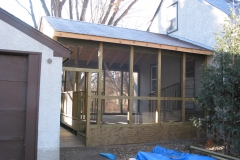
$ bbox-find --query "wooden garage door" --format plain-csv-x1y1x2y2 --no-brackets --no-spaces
0,52,40,160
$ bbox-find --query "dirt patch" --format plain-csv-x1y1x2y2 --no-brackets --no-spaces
60,139,205,160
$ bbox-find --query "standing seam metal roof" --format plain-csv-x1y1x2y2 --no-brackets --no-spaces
43,16,211,51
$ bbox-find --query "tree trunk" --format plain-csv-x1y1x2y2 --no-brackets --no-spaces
52,0,66,17
80,0,89,21
39,0,51,16
107,0,122,25
101,0,115,24
69,0,73,19
75,0,80,20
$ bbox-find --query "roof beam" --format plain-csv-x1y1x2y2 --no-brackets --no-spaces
86,48,96,65
54,31,213,55
109,51,121,67
120,54,129,68
134,52,144,65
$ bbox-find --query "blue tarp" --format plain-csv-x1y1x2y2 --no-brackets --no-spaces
136,146,215,160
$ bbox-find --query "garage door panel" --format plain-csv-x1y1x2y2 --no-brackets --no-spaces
0,81,26,110
0,111,25,138
0,139,24,160
0,55,27,81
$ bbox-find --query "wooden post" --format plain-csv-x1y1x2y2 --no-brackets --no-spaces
86,72,92,146
182,53,186,122
157,50,161,124
64,71,67,91
129,46,134,125
97,42,103,128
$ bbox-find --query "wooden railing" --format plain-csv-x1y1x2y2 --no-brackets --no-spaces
149,82,182,122
161,82,181,98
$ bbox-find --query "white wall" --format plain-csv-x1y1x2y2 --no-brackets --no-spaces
158,0,228,49
0,20,62,160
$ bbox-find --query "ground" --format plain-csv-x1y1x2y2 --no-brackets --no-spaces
60,139,205,160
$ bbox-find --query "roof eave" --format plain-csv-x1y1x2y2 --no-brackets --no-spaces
54,31,213,55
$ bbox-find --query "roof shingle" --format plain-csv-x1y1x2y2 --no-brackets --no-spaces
43,16,211,52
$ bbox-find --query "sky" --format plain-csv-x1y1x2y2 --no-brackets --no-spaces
0,0,161,31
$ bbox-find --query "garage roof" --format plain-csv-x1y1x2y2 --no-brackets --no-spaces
0,8,71,58
41,16,213,55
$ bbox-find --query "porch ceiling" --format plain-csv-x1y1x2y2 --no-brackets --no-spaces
66,45,155,68
40,17,213,55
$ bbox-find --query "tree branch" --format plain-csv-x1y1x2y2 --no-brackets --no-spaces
39,0,51,16
101,0,115,24
15,0,31,15
29,0,38,29
113,0,138,26
75,0,80,20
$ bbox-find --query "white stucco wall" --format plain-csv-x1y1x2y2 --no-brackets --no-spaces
158,0,228,49
0,20,63,160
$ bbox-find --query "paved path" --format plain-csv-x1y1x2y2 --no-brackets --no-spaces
60,126,85,148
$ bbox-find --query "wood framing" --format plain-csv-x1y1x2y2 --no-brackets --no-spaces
97,42,103,127
54,31,213,55
57,26,209,147
129,46,134,125
157,49,161,124
182,53,186,122
86,72,92,146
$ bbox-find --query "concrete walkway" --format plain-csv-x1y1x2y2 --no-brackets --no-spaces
60,126,85,148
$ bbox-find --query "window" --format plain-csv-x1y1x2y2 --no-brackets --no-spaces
167,2,178,33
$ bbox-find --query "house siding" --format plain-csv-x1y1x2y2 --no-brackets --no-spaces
0,19,62,160
158,0,228,49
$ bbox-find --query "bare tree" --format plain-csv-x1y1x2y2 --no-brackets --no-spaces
80,0,89,21
16,0,139,28
69,0,73,19
40,0,51,16
15,0,38,29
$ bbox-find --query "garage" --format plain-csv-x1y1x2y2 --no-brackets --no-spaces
0,8,71,160
0,51,40,159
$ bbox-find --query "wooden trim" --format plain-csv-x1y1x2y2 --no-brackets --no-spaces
97,42,103,128
92,95,129,99
129,46,134,125
86,72,92,146
25,54,41,160
54,31,213,55
182,53,186,122
157,49,161,124
91,95,184,101
63,67,99,73
161,122,184,125
160,97,182,100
